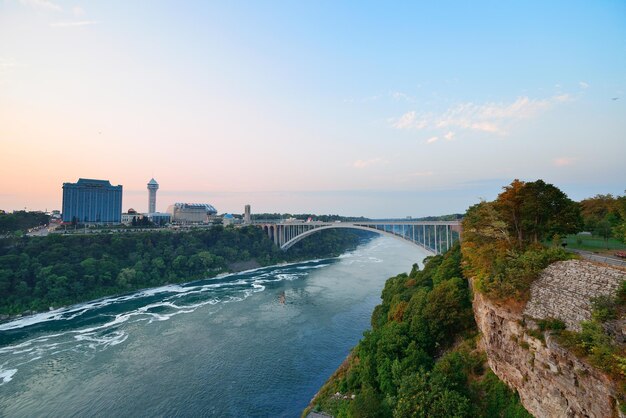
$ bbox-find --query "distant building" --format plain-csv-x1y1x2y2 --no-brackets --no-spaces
121,208,143,225
147,178,159,213
167,203,218,224
148,212,171,226
223,213,243,226
62,178,122,224
244,204,251,224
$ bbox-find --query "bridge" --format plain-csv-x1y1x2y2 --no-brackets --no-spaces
256,220,462,255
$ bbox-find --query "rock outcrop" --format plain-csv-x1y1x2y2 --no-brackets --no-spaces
473,260,625,418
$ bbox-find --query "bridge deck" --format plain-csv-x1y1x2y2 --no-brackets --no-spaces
255,220,462,255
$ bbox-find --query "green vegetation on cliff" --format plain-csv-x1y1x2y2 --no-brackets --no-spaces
557,281,626,397
0,226,369,316
461,179,579,301
305,245,531,418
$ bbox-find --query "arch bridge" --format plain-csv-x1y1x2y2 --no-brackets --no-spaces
257,220,462,255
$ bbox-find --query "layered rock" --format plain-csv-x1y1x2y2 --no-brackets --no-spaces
473,260,625,418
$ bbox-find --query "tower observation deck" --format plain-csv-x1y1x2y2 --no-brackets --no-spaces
147,178,159,213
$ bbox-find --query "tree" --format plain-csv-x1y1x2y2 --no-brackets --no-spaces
519,180,581,243
580,194,620,231
495,179,526,246
595,218,612,249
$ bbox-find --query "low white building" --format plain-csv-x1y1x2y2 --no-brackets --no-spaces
167,203,218,224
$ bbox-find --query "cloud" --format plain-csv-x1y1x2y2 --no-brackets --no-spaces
391,111,429,130
390,94,569,136
579,81,589,89
426,136,439,144
391,111,416,129
553,157,577,167
50,20,97,28
19,0,61,11
73,6,85,16
390,91,413,102
352,158,386,169
444,131,455,141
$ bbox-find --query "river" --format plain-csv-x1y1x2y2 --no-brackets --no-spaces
0,236,428,417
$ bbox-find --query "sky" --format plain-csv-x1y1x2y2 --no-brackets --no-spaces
0,1,625,218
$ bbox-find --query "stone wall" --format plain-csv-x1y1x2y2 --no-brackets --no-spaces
472,260,625,417
524,260,625,332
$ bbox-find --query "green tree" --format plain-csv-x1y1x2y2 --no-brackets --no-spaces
595,218,613,249
519,180,581,243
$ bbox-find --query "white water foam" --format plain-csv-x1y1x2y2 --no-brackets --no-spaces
0,367,17,385
0,258,340,387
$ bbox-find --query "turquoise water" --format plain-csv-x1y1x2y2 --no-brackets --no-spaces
0,237,426,417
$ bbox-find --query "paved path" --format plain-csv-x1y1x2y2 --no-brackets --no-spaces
566,248,626,268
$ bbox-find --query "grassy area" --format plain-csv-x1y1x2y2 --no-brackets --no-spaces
564,234,626,253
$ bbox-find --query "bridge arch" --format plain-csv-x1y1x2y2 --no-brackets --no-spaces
281,224,438,255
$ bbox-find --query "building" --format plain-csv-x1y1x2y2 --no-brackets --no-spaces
244,204,251,224
147,212,171,226
222,213,243,226
62,178,122,224
147,178,159,213
166,203,218,224
121,208,143,225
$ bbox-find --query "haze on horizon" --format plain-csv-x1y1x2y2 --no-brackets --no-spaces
1,1,625,218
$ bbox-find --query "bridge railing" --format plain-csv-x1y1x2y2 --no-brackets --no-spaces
256,220,462,255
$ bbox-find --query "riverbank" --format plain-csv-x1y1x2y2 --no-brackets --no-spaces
0,237,422,416
303,244,532,417
0,226,370,318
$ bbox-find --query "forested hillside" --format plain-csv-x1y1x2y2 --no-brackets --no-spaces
305,245,531,417
0,226,369,316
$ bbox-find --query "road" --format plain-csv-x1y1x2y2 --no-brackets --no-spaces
567,248,626,268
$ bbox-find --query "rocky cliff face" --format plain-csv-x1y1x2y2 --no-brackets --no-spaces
472,260,625,418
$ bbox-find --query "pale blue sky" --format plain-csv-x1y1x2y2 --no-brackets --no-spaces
1,1,625,217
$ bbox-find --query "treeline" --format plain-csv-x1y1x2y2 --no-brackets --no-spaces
579,193,626,245
251,213,464,222
252,213,371,222
462,179,580,301
0,226,370,316
306,245,531,417
0,210,50,235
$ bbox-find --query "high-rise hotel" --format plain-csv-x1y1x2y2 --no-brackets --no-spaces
62,178,123,224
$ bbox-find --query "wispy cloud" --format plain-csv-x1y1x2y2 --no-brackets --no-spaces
553,157,577,167
444,131,455,141
389,95,570,136
352,158,386,169
390,91,414,102
426,136,439,144
50,20,97,28
73,6,85,17
579,81,589,89
392,111,416,129
19,0,61,11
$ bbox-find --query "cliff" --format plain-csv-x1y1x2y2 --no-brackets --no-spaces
473,260,625,418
